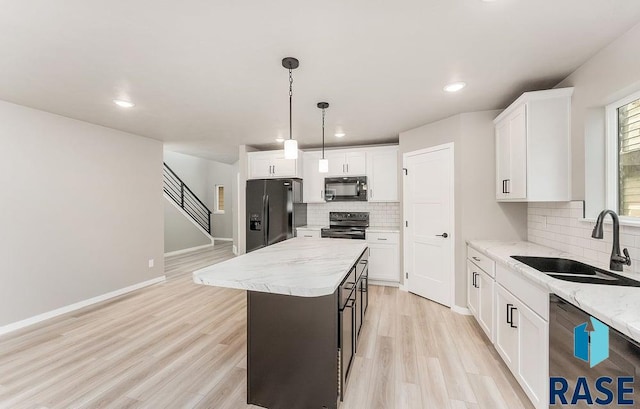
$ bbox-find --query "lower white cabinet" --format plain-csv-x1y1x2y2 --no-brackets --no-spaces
366,232,399,283
468,245,548,409
516,297,549,409
296,228,320,238
467,260,494,341
494,278,548,409
495,284,520,372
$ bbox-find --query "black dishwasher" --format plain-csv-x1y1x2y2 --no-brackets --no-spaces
549,294,640,408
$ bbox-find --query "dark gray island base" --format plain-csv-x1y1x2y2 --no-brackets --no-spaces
247,248,369,409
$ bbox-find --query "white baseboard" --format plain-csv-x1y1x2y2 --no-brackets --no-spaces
398,284,408,292
232,245,238,255
164,243,214,257
213,237,233,242
451,305,473,315
0,276,166,336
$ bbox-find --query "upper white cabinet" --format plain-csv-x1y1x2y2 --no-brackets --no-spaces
299,146,399,203
302,151,326,203
326,151,367,176
248,150,302,179
494,87,573,202
367,146,398,202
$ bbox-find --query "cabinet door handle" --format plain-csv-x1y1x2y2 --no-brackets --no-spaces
370,189,373,199
377,238,387,241
347,163,349,173
472,256,481,262
505,179,510,194
509,306,518,328
472,272,476,288
506,304,518,328
502,179,506,194
321,190,323,199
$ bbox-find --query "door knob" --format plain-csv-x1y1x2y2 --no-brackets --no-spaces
436,233,449,238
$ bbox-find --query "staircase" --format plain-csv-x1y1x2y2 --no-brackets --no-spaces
163,163,212,235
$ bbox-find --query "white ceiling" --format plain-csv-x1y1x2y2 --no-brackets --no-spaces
2,1,640,163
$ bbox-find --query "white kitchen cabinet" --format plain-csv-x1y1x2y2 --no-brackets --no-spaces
516,299,549,409
495,284,519,372
494,87,573,202
494,277,548,409
296,228,321,238
248,150,302,179
467,260,494,341
366,232,399,283
326,151,367,176
302,151,326,203
367,146,398,202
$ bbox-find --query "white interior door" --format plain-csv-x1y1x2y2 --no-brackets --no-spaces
404,144,454,307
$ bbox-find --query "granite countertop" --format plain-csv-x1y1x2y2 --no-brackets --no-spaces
193,238,367,297
467,240,640,343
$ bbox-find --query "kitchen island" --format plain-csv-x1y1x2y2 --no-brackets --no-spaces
193,238,369,409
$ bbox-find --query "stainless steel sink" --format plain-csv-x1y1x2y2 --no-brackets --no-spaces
511,256,640,287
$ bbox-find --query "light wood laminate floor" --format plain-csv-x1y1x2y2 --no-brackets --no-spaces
0,242,534,409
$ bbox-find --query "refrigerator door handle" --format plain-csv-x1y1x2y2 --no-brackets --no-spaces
264,195,270,246
262,194,268,246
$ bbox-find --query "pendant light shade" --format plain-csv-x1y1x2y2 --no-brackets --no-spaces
317,101,329,173
318,158,329,173
282,57,299,160
284,139,298,159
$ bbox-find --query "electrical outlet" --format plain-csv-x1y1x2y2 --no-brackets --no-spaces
148,259,154,268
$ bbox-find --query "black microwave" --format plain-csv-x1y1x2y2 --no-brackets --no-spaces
324,177,368,201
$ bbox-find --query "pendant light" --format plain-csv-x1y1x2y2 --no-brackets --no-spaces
317,102,329,173
282,57,299,159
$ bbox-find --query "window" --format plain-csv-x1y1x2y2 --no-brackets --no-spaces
214,185,225,214
607,91,640,218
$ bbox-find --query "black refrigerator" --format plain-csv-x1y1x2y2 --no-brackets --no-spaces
246,179,307,253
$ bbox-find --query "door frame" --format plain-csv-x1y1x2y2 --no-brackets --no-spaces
402,142,455,308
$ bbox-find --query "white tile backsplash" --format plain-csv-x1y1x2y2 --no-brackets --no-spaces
528,201,640,275
306,202,401,228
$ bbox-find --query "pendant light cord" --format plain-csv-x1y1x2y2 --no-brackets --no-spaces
289,68,293,141
322,108,326,159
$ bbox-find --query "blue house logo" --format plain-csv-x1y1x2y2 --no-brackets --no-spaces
573,317,609,368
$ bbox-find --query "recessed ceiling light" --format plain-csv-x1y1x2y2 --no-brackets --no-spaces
113,99,135,108
275,137,285,143
335,132,346,138
444,82,466,93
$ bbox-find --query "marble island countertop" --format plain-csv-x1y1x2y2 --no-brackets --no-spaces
467,240,640,343
193,238,367,297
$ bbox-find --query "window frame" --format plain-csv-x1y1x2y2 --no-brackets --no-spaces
214,184,225,214
605,89,640,222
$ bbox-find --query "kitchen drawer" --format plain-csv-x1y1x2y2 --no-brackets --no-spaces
366,232,399,244
296,229,320,238
467,246,495,278
496,263,548,321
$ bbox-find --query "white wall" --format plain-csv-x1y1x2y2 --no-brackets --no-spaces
164,200,211,253
163,151,235,240
0,100,164,327
399,111,528,307
555,21,640,212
